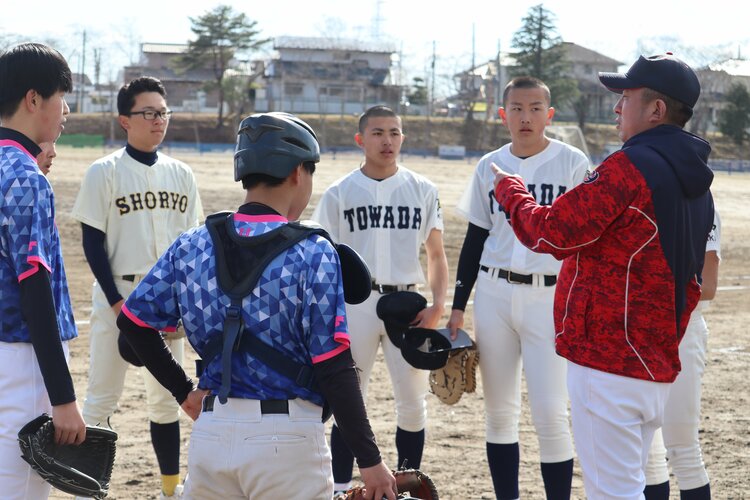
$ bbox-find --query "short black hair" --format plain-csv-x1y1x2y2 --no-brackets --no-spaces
241,161,316,190
502,76,551,107
0,42,72,118
117,76,167,116
358,105,400,134
641,87,693,127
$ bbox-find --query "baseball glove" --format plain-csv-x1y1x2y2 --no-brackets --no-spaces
336,468,439,499
429,346,479,405
18,414,117,499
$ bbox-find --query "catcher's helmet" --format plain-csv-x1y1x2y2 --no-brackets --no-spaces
234,112,320,182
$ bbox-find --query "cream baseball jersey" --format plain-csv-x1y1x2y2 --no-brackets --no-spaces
71,149,203,275
457,139,589,275
312,166,443,285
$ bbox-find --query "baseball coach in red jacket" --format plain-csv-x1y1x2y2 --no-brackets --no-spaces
491,53,715,499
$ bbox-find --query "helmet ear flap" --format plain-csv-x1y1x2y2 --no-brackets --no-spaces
233,147,256,182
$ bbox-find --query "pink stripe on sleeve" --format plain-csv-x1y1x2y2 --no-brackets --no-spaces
17,256,52,282
121,304,160,332
312,342,350,364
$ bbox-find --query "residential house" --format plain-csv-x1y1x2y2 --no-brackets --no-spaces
453,42,623,124
254,36,402,115
121,43,219,113
692,59,750,135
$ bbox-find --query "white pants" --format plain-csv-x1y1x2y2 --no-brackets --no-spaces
346,292,428,432
83,278,184,426
474,273,573,462
568,361,671,500
183,398,331,500
0,341,69,499
645,308,710,489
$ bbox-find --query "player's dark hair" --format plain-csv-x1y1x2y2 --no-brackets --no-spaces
241,161,316,189
641,87,693,127
358,105,400,133
117,76,167,115
502,76,552,107
0,42,72,118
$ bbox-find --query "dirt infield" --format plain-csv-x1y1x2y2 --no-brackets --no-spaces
45,146,749,499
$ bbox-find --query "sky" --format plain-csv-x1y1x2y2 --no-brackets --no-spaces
2,0,749,93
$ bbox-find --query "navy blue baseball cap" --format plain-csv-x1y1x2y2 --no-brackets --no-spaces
598,53,701,109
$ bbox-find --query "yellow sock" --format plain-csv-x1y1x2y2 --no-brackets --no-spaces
162,474,180,496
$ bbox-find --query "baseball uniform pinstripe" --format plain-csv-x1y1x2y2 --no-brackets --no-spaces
71,148,202,425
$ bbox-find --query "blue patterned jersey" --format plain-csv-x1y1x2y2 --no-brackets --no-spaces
122,213,350,405
0,139,77,343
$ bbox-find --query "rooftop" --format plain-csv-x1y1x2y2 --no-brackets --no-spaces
274,36,396,53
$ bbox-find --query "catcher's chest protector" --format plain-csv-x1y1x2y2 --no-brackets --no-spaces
203,212,331,406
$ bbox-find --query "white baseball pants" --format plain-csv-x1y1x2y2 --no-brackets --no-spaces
346,292,429,432
568,361,671,499
0,341,69,499
183,397,331,499
473,273,573,462
645,307,710,489
83,278,184,426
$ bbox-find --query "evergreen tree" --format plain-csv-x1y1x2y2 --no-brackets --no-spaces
408,77,429,106
176,5,269,128
718,82,750,148
509,4,578,108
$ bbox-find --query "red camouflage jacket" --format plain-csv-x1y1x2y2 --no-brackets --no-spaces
494,125,714,382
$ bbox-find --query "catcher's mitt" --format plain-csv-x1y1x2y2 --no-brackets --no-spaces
429,346,479,405
18,414,117,499
336,468,439,500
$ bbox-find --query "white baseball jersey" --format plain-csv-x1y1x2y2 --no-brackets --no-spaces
71,149,203,276
695,210,721,312
457,139,589,275
312,166,443,285
706,210,721,257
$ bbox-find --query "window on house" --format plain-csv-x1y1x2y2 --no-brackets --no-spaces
284,83,303,95
319,86,345,99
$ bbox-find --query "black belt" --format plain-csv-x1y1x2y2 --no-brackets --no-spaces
480,266,557,286
371,282,415,294
201,394,289,414
122,275,136,282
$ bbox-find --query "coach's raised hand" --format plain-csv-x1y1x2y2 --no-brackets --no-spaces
491,162,519,189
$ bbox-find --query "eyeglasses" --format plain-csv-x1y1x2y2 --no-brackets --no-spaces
128,109,173,121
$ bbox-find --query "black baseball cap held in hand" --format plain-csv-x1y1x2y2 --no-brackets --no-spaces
598,53,701,109
401,328,475,370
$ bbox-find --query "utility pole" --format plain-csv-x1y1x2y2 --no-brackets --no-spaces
430,40,436,119
372,0,384,40
496,40,502,116
77,30,87,113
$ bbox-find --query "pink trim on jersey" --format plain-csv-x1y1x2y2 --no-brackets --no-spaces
121,304,160,331
334,331,350,344
233,213,288,223
312,341,350,364
17,255,52,282
0,140,35,161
